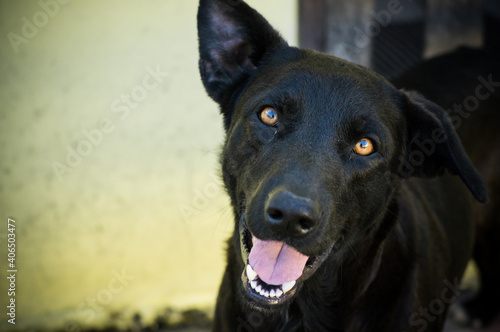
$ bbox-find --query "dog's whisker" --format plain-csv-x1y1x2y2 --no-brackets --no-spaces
268,130,278,142
209,203,234,242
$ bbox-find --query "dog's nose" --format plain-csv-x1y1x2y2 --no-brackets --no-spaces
265,190,319,237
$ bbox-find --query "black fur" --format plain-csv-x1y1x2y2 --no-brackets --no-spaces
197,1,500,331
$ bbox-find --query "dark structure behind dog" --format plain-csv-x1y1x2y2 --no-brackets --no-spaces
197,0,500,331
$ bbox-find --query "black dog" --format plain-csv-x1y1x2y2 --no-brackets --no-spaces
197,0,500,331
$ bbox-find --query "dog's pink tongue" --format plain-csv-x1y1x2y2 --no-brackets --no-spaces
248,237,309,286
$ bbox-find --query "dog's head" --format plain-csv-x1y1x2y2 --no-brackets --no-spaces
197,0,487,310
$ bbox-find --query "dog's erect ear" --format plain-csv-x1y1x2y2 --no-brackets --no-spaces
400,91,488,203
197,0,286,106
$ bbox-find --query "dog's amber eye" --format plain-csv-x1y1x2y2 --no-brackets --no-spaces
354,138,375,156
260,107,278,126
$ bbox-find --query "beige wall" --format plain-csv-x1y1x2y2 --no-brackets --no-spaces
0,1,296,330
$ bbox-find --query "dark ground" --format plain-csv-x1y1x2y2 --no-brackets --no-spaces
163,317,500,332
154,308,500,332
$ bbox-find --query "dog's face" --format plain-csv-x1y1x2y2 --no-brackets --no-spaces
221,50,405,307
197,0,486,311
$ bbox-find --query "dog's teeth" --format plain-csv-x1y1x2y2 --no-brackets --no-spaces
255,285,262,293
246,264,258,281
259,288,266,296
264,290,270,297
282,280,296,293
250,280,257,289
270,289,276,297
276,289,283,297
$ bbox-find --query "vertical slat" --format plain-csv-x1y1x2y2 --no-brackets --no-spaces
299,0,375,66
324,0,374,67
425,0,483,58
371,0,425,79
484,0,500,54
299,0,328,51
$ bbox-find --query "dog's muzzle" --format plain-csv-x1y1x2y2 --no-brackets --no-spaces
239,214,334,306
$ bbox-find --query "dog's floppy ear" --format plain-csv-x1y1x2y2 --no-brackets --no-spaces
197,0,286,107
399,91,488,203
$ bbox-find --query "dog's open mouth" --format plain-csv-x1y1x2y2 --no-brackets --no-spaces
239,216,333,306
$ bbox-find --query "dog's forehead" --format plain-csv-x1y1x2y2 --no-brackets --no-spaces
243,48,398,120
252,48,395,104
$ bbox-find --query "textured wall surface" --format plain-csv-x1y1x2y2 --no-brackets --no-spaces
0,1,297,330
